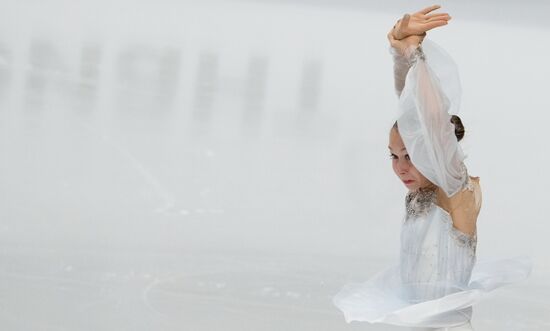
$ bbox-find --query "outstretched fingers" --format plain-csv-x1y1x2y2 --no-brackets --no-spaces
392,6,451,41
425,13,451,20
422,20,449,31
417,5,441,15
426,17,451,24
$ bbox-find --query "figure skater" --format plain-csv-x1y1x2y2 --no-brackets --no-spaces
332,5,532,330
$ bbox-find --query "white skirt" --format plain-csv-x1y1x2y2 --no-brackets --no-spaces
412,320,474,330
332,256,531,329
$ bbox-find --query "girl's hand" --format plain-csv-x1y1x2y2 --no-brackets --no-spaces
392,5,451,40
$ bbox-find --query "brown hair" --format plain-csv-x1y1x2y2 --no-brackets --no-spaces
393,115,465,142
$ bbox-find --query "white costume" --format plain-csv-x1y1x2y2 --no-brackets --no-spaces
332,40,532,330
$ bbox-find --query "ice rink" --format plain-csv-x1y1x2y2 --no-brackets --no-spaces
1,0,549,329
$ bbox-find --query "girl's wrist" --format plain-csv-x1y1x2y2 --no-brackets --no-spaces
388,28,425,58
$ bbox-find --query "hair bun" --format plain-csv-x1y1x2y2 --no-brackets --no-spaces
450,115,465,142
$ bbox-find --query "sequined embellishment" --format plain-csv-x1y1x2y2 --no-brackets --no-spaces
458,162,473,191
405,186,437,218
407,45,426,67
448,224,478,256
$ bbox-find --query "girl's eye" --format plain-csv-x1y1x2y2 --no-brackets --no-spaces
405,154,410,160
389,154,397,159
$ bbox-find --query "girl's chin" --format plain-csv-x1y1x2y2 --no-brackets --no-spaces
404,182,419,190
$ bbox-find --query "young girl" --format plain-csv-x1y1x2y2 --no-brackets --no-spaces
333,5,531,330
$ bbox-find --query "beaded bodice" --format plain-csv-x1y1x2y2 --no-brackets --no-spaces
405,185,437,218
400,177,481,303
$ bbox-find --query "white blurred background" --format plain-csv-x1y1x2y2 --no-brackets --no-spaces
0,0,549,330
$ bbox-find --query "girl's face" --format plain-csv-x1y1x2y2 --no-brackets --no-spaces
389,128,432,191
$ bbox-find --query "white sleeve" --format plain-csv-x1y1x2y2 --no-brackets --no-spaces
394,40,468,197
390,46,411,97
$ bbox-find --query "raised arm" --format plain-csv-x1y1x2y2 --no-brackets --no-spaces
388,7,467,197
388,5,450,96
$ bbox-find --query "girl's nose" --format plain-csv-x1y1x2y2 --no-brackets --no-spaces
397,159,409,173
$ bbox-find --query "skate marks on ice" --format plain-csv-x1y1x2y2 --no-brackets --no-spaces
0,250,547,330
0,251,391,330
